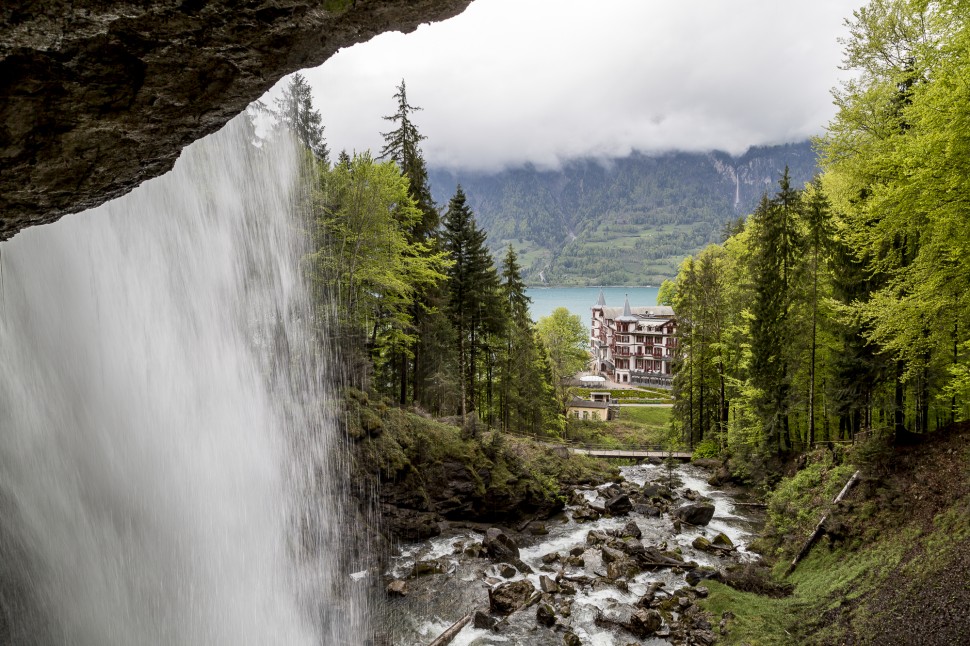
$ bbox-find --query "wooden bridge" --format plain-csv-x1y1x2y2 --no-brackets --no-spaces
502,430,693,462
569,446,692,460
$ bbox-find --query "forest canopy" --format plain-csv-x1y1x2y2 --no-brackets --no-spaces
668,0,970,458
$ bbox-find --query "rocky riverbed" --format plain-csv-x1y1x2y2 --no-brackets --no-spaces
370,461,763,645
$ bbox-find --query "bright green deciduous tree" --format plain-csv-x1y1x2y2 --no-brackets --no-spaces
536,307,590,414
309,152,449,390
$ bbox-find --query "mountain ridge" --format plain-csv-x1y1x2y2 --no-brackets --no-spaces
429,141,817,285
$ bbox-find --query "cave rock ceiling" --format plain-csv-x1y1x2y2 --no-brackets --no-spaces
0,0,472,240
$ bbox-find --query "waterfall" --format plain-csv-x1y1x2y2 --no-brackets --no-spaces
0,114,368,644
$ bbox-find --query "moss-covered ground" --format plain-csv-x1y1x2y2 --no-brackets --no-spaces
699,426,970,645
344,388,618,523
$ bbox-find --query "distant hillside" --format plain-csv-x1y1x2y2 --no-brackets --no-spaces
429,141,818,285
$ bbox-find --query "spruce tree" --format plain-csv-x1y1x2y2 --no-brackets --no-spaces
380,80,438,239
498,246,555,434
441,186,502,418
749,170,804,453
276,73,329,163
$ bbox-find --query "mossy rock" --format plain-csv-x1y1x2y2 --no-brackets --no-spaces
359,406,383,437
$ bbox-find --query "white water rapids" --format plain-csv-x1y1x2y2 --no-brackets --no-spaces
0,116,367,644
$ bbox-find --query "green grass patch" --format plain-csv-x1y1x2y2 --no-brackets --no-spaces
700,535,911,645
615,406,671,427
572,387,673,403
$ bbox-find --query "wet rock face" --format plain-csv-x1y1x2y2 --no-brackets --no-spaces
0,0,472,240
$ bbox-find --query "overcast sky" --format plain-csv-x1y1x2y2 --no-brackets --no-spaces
274,0,862,172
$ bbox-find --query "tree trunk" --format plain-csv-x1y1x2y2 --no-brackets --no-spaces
894,360,905,441
427,613,474,646
809,247,819,446
786,470,861,576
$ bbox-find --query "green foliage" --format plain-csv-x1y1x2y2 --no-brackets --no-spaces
572,387,671,402
351,401,616,515
381,79,438,241
763,449,855,550
691,438,720,460
308,151,450,392
497,246,561,434
616,406,671,427
818,0,970,435
441,186,504,417
536,307,590,412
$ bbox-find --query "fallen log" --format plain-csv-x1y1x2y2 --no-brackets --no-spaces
785,470,861,576
427,612,474,646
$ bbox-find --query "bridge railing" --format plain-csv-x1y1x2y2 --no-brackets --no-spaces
498,428,687,455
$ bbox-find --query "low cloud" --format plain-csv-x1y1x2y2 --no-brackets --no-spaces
280,0,860,172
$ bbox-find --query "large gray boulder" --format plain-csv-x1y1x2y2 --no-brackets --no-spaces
605,493,633,516
483,527,519,561
488,579,536,615
674,502,716,526
482,527,533,573
596,601,664,638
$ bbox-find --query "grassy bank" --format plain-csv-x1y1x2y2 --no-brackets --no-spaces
565,404,676,450
344,388,618,529
699,426,970,645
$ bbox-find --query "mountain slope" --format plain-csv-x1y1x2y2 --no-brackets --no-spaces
430,141,817,285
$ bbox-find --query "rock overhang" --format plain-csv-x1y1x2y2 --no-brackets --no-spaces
0,0,473,240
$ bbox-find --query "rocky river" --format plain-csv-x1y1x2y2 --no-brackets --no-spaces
370,461,763,645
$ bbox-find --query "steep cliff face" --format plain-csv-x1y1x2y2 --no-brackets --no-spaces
0,0,472,240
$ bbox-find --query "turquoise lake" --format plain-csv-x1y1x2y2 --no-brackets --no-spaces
525,286,660,324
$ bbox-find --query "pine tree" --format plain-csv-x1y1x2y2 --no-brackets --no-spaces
380,80,438,240
498,246,556,434
276,73,329,163
441,186,503,418
749,170,804,453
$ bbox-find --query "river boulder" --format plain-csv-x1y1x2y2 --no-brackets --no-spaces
620,520,642,539
483,527,519,560
631,608,664,636
674,502,716,526
685,566,721,586
563,632,582,646
641,483,673,501
539,574,560,593
692,536,713,552
536,602,557,627
489,579,536,615
620,536,645,557
634,503,662,517
596,602,664,638
473,610,498,630
605,493,633,516
409,560,444,577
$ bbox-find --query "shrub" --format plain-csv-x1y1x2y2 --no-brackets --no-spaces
692,438,721,459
